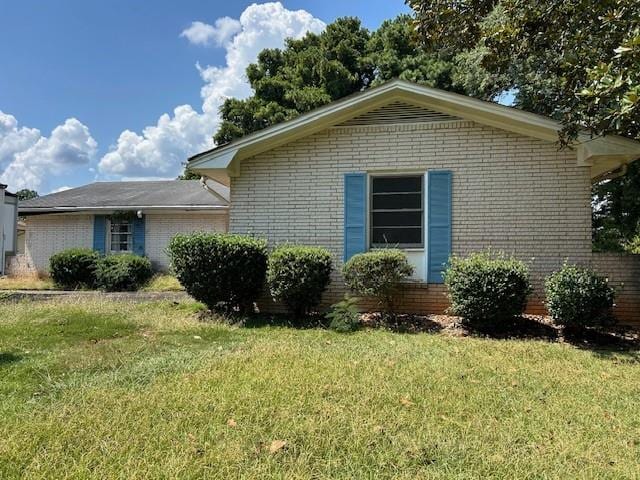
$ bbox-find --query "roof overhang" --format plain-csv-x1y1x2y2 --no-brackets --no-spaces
19,205,229,215
187,79,640,184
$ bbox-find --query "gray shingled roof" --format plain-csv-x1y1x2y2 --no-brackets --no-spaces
19,180,229,213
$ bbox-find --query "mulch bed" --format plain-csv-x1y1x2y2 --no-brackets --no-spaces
361,312,640,351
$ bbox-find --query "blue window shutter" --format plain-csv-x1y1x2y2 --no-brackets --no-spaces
427,171,452,283
344,173,367,262
93,215,106,254
133,215,145,256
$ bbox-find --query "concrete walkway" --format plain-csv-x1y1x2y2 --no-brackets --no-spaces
0,290,191,303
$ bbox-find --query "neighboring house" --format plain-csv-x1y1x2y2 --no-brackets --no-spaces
15,180,228,274
188,79,640,323
0,184,18,275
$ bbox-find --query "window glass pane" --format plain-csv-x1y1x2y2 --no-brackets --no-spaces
372,193,421,210
372,227,422,245
370,175,423,247
109,219,132,252
372,176,421,193
372,211,422,227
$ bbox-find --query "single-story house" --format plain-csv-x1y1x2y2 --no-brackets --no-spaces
13,180,229,274
188,79,640,323
0,184,18,275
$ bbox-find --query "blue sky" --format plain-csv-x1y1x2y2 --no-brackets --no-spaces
0,1,409,193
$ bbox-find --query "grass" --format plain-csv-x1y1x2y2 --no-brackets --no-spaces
0,273,183,292
141,274,184,292
0,276,55,290
0,299,639,479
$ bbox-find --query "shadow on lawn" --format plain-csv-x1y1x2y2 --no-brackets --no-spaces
241,313,327,330
0,352,22,366
563,326,640,360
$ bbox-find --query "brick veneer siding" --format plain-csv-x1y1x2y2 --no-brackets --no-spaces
591,253,640,325
22,214,94,274
230,120,593,314
18,212,229,274
145,212,228,270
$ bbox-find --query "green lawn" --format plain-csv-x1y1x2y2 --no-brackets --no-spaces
0,299,638,479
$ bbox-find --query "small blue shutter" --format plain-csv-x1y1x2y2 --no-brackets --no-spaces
93,215,106,254
427,171,452,283
133,215,145,256
344,173,367,262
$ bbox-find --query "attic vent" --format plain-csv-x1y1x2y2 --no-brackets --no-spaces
337,101,459,126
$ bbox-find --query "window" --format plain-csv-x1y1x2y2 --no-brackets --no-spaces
108,218,133,253
370,175,423,248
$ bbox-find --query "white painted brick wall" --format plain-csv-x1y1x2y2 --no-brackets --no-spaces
145,212,228,270
22,212,229,274
24,214,94,273
230,120,592,306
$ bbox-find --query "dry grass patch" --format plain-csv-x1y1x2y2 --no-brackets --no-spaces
0,275,55,291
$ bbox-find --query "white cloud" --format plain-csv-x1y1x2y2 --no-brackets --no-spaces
50,185,72,193
99,2,325,180
181,18,242,47
0,112,97,192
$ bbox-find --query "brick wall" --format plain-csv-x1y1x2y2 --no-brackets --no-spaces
230,120,593,313
145,212,228,270
17,212,229,274
592,253,640,325
22,214,94,273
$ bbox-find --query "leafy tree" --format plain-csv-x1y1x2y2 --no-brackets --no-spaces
177,167,201,180
212,15,488,145
407,0,640,250
15,189,38,201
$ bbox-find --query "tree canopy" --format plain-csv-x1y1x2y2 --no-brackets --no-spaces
407,0,640,251
15,189,38,201
212,15,489,145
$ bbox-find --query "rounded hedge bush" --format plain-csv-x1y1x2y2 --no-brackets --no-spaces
49,248,101,289
343,249,413,312
95,254,153,291
444,251,531,326
167,232,268,312
267,245,332,317
545,264,615,327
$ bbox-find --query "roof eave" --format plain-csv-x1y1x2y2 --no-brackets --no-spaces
19,205,229,215
187,79,640,181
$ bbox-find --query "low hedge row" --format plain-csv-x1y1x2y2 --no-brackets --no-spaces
49,248,153,291
168,234,335,317
444,252,615,328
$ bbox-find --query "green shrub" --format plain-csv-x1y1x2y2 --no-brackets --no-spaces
326,295,361,333
444,251,531,326
343,249,413,312
167,232,268,312
545,264,615,327
95,254,153,291
49,248,101,289
267,245,333,317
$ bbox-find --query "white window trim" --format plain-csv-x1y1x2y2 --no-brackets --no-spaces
106,218,133,254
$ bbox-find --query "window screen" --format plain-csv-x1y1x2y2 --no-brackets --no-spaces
109,219,133,253
370,175,423,247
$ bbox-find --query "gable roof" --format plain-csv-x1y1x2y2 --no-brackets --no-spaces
188,79,640,183
19,180,229,214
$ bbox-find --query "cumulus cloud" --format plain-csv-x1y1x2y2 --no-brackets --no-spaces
0,112,96,192
181,18,242,47
98,2,325,180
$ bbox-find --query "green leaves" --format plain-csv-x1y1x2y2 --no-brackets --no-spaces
343,249,413,313
443,251,532,325
544,263,615,327
266,245,333,318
